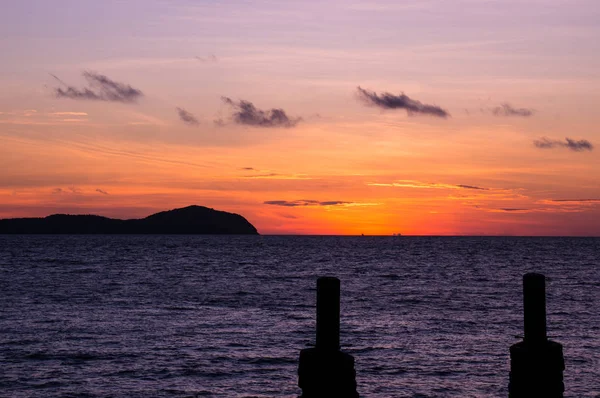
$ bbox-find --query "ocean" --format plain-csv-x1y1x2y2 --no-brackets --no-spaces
1,236,599,397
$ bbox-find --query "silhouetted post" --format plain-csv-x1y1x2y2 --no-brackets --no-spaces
509,273,565,397
298,277,358,398
316,277,340,351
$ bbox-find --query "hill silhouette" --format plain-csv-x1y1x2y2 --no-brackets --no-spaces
0,205,258,234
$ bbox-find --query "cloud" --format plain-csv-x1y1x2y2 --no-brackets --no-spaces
533,137,593,152
241,167,255,170
195,54,218,63
368,180,489,190
492,103,534,117
49,112,88,116
549,199,600,203
54,71,143,103
176,107,199,126
221,97,301,128
96,189,109,195
264,200,378,207
356,86,449,118
455,184,488,191
265,200,323,207
244,173,312,180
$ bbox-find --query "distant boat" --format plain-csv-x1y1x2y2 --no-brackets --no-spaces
393,233,402,237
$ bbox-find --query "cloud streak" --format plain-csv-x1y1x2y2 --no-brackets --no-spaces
492,103,534,117
356,86,449,118
221,97,301,128
368,180,489,190
533,137,593,152
195,55,218,63
96,189,109,195
54,71,143,103
176,107,200,126
548,199,600,203
264,200,378,207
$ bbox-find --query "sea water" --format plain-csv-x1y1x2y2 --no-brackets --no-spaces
1,236,599,397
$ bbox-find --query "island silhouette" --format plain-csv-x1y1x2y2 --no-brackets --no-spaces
0,205,258,234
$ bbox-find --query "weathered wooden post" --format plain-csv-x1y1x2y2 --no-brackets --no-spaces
298,277,359,397
509,273,565,397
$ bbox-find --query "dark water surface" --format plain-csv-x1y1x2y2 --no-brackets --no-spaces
1,236,599,397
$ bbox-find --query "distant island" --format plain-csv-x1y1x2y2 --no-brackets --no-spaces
0,205,259,235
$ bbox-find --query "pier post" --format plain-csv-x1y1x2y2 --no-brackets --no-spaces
298,277,359,398
509,273,565,397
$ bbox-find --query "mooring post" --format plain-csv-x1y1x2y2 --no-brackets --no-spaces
316,276,340,351
509,273,565,397
298,277,359,398
523,273,547,344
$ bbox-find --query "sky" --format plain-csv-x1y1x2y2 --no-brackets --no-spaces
1,0,599,235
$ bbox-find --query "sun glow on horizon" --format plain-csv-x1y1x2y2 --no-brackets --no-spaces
1,0,599,235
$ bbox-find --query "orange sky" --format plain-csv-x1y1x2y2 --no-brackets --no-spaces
1,1,599,235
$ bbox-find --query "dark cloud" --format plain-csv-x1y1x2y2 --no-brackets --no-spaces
213,118,226,127
50,187,80,195
534,137,593,152
456,184,488,191
195,55,218,63
176,107,199,126
96,189,109,195
264,200,351,207
241,167,255,171
221,97,301,128
249,173,279,178
54,71,143,103
499,208,529,212
492,103,534,117
356,86,449,118
319,201,350,206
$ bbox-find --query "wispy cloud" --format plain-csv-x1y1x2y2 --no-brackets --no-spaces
546,199,600,203
455,184,488,191
51,187,81,195
49,112,88,116
221,97,301,128
53,71,143,103
243,173,312,180
368,180,489,190
356,86,449,118
195,54,218,63
176,107,200,126
533,137,593,152
264,200,378,207
96,189,109,195
492,103,534,117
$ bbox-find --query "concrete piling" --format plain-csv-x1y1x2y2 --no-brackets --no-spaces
316,277,340,351
509,273,565,397
298,277,359,398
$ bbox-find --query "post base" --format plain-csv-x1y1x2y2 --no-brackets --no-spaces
298,348,359,398
509,340,565,397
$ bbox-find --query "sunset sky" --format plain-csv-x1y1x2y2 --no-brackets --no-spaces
1,0,599,235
